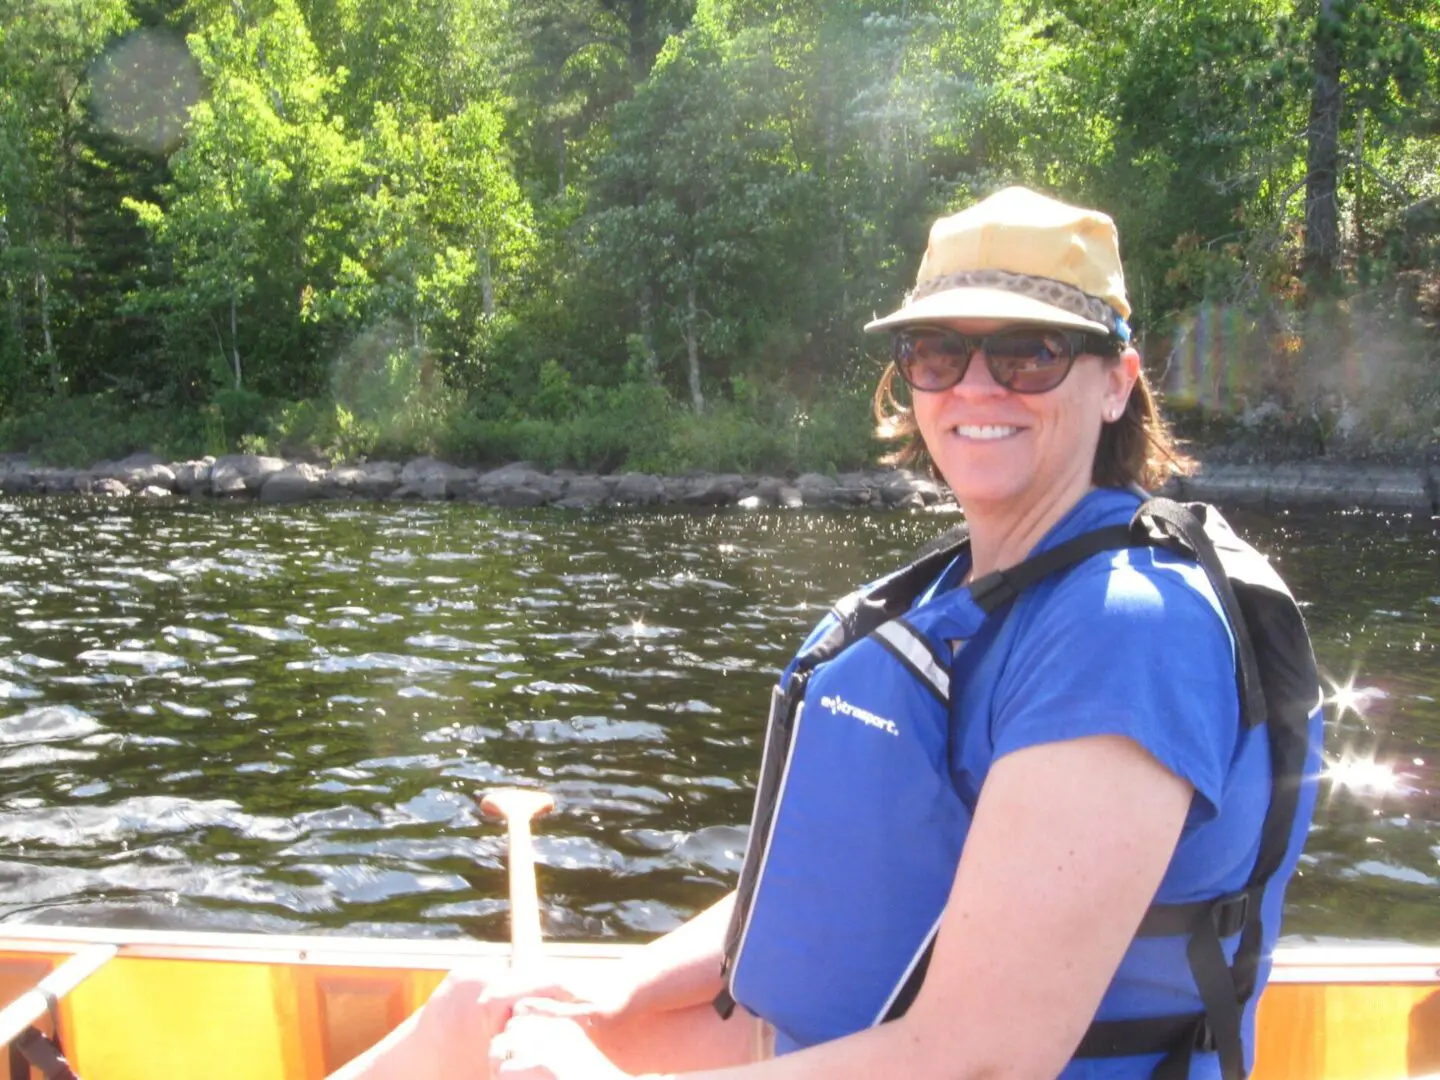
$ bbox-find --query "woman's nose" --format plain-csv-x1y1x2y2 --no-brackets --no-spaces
950,350,1005,394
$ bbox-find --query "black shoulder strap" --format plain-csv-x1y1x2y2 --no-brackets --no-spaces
801,522,972,670
1130,499,1267,729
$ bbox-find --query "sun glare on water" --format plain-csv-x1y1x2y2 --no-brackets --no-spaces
1324,752,1401,796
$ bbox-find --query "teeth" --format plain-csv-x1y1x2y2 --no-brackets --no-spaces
953,425,1019,440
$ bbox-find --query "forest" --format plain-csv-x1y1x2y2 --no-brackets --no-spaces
1,0,1437,472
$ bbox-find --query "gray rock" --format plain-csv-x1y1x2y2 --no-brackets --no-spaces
92,478,130,497
894,491,926,511
612,472,666,505
777,485,804,509
210,454,288,496
114,451,166,469
393,477,452,500
260,463,327,504
828,485,875,506
137,485,173,499
552,475,609,509
736,494,770,510
0,471,35,495
326,462,401,498
487,486,550,508
794,472,837,496
473,463,562,505
400,457,477,497
38,469,80,494
102,461,176,490
742,476,785,502
1181,465,1273,508
171,460,213,495
1182,462,1433,512
877,469,942,506
682,473,745,506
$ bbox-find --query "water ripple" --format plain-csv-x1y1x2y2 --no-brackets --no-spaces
0,500,1434,944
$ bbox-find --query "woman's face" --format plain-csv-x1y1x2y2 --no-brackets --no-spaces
908,320,1139,520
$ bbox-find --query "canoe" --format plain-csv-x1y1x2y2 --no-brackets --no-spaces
2,924,1439,1079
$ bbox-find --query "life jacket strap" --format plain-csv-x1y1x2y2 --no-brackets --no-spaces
1135,887,1257,939
967,525,1133,614
1075,888,1257,1079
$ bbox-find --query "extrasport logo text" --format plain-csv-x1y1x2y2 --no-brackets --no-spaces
818,694,899,736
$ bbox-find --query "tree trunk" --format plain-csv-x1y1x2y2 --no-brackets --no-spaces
557,128,567,197
37,272,59,394
1305,0,1342,285
230,293,242,388
0,223,22,359
685,277,703,413
638,280,658,377
1353,111,1365,254
626,0,651,80
481,247,495,318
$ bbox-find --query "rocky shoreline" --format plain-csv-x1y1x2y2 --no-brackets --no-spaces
0,452,1435,514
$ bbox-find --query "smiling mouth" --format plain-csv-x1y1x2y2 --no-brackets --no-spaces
951,425,1021,441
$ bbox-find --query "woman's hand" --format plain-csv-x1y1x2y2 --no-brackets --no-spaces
471,960,638,1050
489,1001,635,1080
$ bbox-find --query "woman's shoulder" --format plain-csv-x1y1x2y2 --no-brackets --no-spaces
1032,541,1232,643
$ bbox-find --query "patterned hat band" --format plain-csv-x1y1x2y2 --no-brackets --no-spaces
908,269,1129,339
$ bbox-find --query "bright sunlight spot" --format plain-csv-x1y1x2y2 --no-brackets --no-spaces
1325,752,1401,796
1325,675,1387,721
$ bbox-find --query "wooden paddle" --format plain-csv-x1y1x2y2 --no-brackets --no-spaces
478,788,556,968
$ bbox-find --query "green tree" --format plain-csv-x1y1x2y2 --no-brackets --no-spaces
0,0,132,401
126,0,360,397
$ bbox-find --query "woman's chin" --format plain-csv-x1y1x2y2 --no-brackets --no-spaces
940,473,1027,514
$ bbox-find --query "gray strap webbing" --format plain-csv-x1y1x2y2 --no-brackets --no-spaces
872,619,950,702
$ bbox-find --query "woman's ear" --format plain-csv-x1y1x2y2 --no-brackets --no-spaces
1106,347,1141,417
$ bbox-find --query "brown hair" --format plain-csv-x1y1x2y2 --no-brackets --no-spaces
872,354,1196,492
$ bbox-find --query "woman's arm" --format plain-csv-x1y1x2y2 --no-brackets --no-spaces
331,893,734,1080
502,733,1193,1080
620,890,733,1015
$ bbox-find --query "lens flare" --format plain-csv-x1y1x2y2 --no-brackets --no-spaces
1324,751,1400,796
90,29,201,155
1324,674,1387,723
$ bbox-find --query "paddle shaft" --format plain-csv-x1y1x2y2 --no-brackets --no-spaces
479,789,555,969
502,813,543,967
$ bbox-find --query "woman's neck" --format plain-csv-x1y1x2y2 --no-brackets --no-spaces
964,482,1097,580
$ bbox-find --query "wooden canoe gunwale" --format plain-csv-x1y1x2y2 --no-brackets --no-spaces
2,927,1440,1079
1,924,1438,982
0,923,634,970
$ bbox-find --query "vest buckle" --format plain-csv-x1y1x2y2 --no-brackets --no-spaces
1192,1017,1217,1052
1211,890,1252,937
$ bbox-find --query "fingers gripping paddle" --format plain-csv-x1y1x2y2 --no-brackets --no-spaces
479,788,556,969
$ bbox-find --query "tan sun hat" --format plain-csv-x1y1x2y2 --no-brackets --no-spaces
864,186,1132,340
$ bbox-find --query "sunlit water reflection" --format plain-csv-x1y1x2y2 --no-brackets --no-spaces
0,499,1435,944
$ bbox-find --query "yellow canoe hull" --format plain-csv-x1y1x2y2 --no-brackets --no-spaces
3,926,1439,1079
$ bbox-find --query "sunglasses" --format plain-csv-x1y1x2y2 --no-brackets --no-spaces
892,325,1120,394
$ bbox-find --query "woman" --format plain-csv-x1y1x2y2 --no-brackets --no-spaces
340,187,1321,1080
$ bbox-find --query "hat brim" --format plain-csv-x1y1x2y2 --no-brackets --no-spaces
864,286,1110,336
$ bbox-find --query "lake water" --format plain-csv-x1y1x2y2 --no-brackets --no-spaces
0,498,1435,944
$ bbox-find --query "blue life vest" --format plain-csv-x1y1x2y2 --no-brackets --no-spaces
716,499,1323,1080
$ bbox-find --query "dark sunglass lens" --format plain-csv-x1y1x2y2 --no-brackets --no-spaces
897,331,971,390
985,331,1074,392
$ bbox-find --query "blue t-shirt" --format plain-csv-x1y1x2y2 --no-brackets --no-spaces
943,487,1271,1079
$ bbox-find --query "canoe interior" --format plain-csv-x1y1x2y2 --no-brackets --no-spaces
2,928,1440,1079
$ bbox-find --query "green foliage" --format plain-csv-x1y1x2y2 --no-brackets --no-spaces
0,392,209,465
1,0,1438,466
